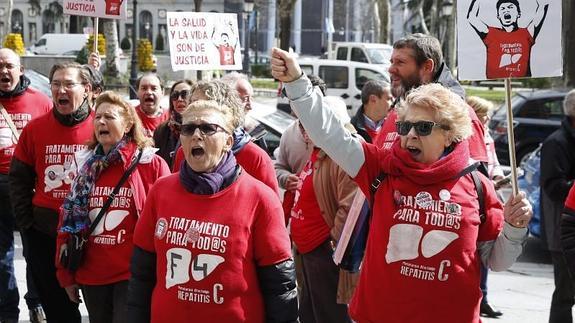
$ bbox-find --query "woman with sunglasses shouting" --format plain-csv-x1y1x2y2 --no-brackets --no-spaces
153,79,195,169
271,47,532,323
127,99,297,323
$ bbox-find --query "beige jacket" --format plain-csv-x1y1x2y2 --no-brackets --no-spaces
312,149,359,304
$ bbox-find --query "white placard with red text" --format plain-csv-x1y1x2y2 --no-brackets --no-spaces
64,0,127,20
167,12,242,71
457,0,561,80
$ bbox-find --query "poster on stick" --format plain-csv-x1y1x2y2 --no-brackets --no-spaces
167,12,242,71
64,0,127,19
457,0,562,80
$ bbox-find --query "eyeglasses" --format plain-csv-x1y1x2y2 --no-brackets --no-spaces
395,120,450,136
0,63,20,70
181,123,229,136
170,90,190,101
50,81,83,90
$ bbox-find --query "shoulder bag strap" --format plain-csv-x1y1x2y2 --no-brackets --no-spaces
0,103,20,141
87,149,143,235
471,170,486,224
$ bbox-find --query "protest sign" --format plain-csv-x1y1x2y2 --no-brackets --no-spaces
167,12,242,71
64,0,127,20
458,0,561,80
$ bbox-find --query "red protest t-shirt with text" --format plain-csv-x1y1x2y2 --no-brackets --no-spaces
71,163,137,285
13,112,94,211
133,172,292,323
290,149,330,253
136,105,169,138
483,27,534,79
375,107,488,163
0,88,52,174
348,141,503,323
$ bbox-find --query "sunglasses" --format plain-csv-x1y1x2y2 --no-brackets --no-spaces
181,123,229,136
170,90,190,101
395,120,450,136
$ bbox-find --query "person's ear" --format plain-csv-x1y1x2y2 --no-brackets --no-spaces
224,132,234,152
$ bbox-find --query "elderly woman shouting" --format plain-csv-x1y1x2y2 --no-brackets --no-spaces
126,99,297,323
271,48,532,323
55,91,170,323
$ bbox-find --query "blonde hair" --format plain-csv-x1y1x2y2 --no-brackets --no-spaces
397,83,472,143
182,100,236,134
87,91,153,149
189,80,244,129
466,96,494,121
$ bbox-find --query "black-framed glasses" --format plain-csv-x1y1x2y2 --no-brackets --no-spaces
181,123,229,136
50,81,83,90
170,90,190,101
395,120,450,136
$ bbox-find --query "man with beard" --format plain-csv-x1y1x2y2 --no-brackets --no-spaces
467,0,550,79
135,73,168,137
374,34,488,168
0,48,51,323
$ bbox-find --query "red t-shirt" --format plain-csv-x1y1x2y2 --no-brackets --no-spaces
348,141,503,323
218,45,235,65
565,184,575,211
133,172,292,323
374,108,488,163
172,142,280,195
71,164,138,285
13,112,94,211
290,149,330,253
136,105,169,138
483,27,534,79
0,88,52,174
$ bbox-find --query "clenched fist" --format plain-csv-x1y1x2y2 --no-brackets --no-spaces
270,47,303,83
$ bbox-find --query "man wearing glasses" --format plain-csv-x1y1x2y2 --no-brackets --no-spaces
10,62,93,323
0,48,51,323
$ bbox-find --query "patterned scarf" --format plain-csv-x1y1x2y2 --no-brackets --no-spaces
60,139,128,234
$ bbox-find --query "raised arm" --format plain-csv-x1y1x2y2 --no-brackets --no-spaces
270,47,365,178
527,0,549,39
467,0,489,39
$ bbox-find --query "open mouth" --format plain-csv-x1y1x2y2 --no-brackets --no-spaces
144,97,155,104
98,130,110,136
0,77,10,83
191,147,205,158
504,13,511,20
407,146,421,158
58,98,70,106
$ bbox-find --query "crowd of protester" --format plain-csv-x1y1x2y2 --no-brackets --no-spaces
5,30,575,323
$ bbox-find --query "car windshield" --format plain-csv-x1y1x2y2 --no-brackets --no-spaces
366,48,392,64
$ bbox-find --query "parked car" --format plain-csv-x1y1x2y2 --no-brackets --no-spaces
29,33,89,55
517,145,542,237
25,69,51,98
489,89,568,166
249,101,296,158
277,58,390,116
329,42,392,67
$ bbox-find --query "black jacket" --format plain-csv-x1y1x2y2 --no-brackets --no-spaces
153,121,179,170
350,105,372,143
541,117,575,251
561,202,575,277
127,246,299,323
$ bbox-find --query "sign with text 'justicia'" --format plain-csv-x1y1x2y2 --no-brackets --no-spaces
458,0,562,80
167,12,242,71
64,0,127,20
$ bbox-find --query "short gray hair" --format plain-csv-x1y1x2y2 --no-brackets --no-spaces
564,89,575,117
190,80,245,129
220,72,249,89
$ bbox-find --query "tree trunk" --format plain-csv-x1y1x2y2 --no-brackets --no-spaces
564,0,575,87
377,0,390,43
5,0,13,43
103,19,120,78
278,0,297,51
